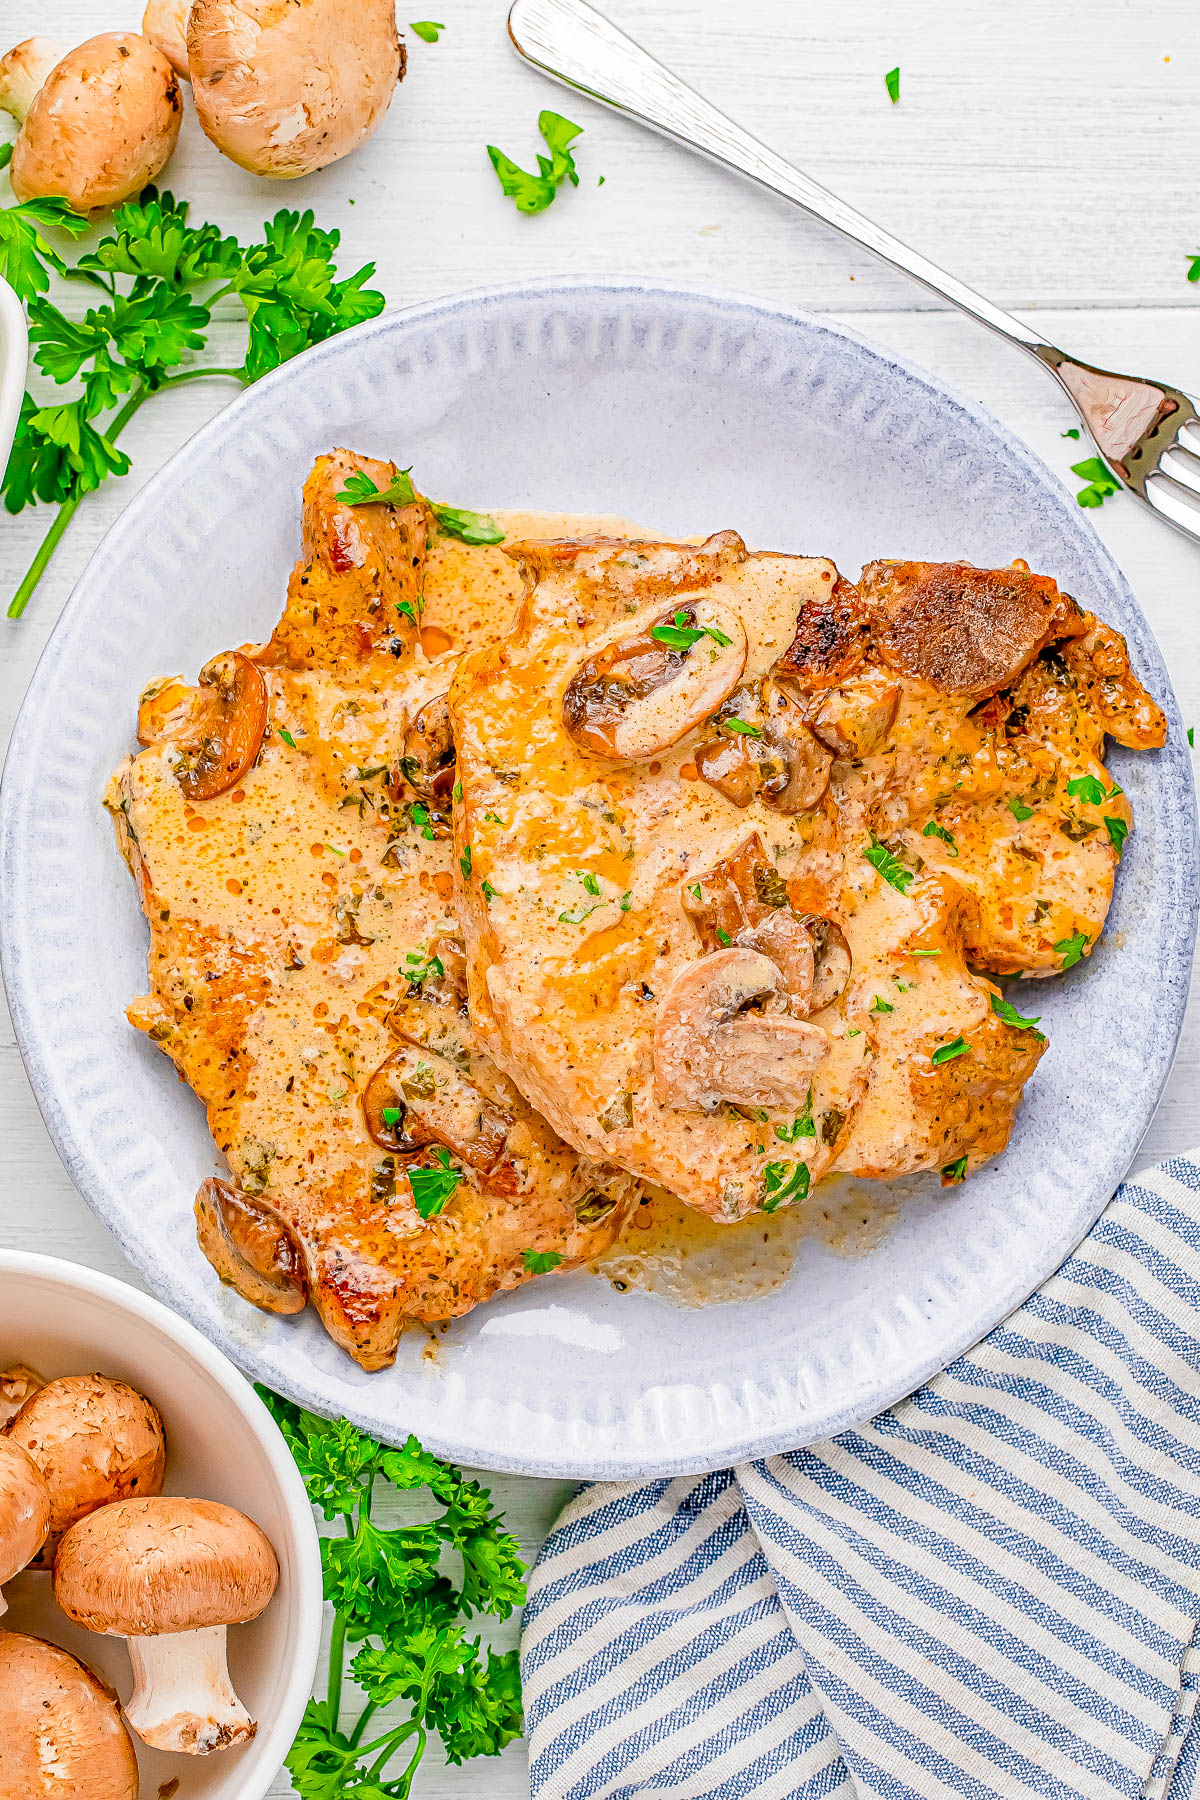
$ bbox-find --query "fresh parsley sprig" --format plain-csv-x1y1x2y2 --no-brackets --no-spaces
257,1390,525,1798
2,185,385,619
1072,456,1121,509
488,111,583,214
336,466,505,546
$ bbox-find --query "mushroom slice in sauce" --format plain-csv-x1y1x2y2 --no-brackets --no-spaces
400,692,456,801
562,596,747,761
803,671,900,759
683,833,851,1016
194,1178,308,1317
167,652,268,802
653,948,830,1112
362,1040,513,1176
695,680,832,813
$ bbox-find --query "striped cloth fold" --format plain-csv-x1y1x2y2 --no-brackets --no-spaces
522,1157,1200,1799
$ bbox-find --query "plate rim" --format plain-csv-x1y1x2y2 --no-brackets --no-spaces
3,275,1197,1479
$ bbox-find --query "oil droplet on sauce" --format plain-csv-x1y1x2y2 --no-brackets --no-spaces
591,1175,938,1307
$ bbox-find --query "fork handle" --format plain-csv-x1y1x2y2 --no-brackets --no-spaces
508,0,1047,354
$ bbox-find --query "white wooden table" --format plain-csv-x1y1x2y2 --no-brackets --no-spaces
4,2,1199,1791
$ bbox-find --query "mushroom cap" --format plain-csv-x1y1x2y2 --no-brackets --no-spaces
0,39,64,122
0,1439,50,1586
142,0,191,78
188,0,404,178
3,1373,166,1541
4,32,182,212
0,1364,44,1430
0,1629,139,1799
55,1496,279,1636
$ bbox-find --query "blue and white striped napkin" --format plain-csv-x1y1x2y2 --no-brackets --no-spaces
522,1156,1200,1799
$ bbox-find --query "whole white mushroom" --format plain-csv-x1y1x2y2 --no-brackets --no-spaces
187,0,404,178
0,32,183,212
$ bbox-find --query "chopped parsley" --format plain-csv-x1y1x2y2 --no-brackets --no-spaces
277,726,296,747
931,1036,970,1066
337,467,417,507
1067,774,1107,806
1072,456,1121,509
990,993,1042,1031
559,902,600,925
650,609,733,652
870,996,894,1014
407,1149,463,1219
1190,727,1195,748
402,947,444,993
431,503,505,546
865,836,914,894
487,111,583,215
716,927,733,945
1007,795,1035,821
762,1160,811,1212
459,845,472,879
411,803,435,841
576,870,601,896
689,883,702,900
720,717,763,738
453,780,463,803
922,819,958,856
912,948,941,958
396,599,417,625
774,1091,816,1143
381,1105,402,1128
482,879,497,901
942,1155,968,1184
409,19,443,41
1105,815,1128,855
1189,253,1200,283
885,65,900,103
325,842,346,857
523,1249,563,1273
1061,427,1081,440
620,890,633,911
1055,931,1089,969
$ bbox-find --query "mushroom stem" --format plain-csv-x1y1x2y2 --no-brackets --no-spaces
0,38,63,123
124,1624,256,1755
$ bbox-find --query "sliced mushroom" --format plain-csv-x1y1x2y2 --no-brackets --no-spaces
804,671,900,759
562,596,746,761
400,693,455,802
684,834,851,1017
362,1040,513,1176
169,652,268,801
195,1178,308,1316
653,949,831,1111
0,32,182,212
695,680,832,813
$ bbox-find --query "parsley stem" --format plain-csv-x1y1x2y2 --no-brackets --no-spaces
7,366,248,619
347,1701,378,1749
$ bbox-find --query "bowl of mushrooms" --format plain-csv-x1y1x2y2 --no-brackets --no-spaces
0,1249,322,1800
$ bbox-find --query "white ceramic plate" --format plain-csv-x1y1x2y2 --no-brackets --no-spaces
0,1250,322,1800
2,281,1196,1479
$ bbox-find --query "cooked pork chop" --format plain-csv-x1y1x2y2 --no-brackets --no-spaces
107,451,639,1368
451,538,1163,1217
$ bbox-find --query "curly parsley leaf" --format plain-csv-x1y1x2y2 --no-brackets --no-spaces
487,111,583,214
409,19,444,40
1066,773,1107,806
1007,795,1035,821
942,1155,968,1184
921,818,958,856
1105,815,1128,854
885,66,900,102
336,466,417,508
990,993,1043,1032
721,717,763,738
408,1149,464,1220
432,501,505,545
524,1248,564,1273
865,836,915,894
0,194,89,299
1055,930,1090,969
651,608,733,651
762,1159,811,1212
932,1035,971,1066
1072,455,1121,509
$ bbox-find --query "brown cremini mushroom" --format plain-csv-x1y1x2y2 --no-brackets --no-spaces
695,680,832,813
167,651,269,801
563,597,747,761
363,1039,514,1177
653,948,831,1112
0,1629,139,1799
0,1440,49,1616
0,1364,44,1429
188,0,405,179
0,32,182,212
195,1176,309,1315
55,1496,279,1756
400,692,455,807
803,671,900,760
4,1373,166,1544
684,835,852,1017
142,0,191,78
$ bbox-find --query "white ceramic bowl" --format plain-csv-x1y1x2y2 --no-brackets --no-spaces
0,1250,323,1800
0,275,26,475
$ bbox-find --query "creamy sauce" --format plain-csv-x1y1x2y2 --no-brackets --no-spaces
593,1174,916,1306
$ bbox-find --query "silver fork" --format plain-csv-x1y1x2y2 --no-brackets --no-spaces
508,0,1200,545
